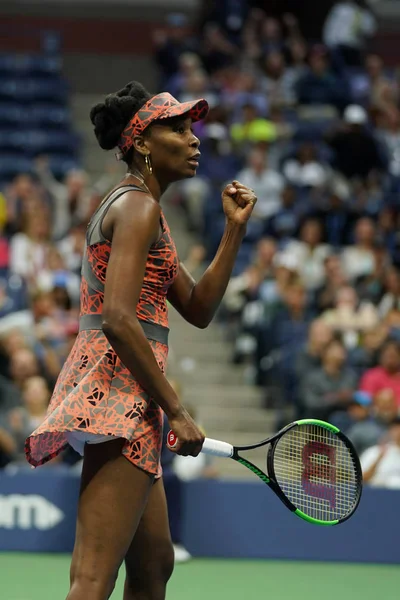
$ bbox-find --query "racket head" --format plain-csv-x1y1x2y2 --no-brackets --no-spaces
267,419,362,526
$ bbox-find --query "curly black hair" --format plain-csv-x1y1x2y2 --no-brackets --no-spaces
90,81,152,165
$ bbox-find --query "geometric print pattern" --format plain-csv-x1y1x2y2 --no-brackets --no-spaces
25,205,179,477
118,92,209,156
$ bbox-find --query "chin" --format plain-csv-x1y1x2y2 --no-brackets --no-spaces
174,168,197,181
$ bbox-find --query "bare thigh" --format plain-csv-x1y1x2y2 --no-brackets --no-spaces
67,438,154,600
123,478,175,600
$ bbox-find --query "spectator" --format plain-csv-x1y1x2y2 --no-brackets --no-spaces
257,281,313,406
321,285,378,348
230,103,278,150
8,347,40,391
260,51,296,106
260,17,284,56
9,212,51,286
235,148,284,220
361,416,400,489
0,376,50,466
282,143,329,188
313,254,348,313
364,54,399,114
323,0,376,68
58,223,86,275
348,388,398,455
200,22,238,74
35,158,90,240
359,340,400,406
379,267,400,318
36,247,81,306
224,238,277,318
165,52,203,97
284,218,331,291
295,45,348,110
312,194,350,252
327,105,385,181
154,13,197,84
342,217,376,281
266,185,302,244
296,319,334,385
300,339,358,420
0,275,28,319
178,69,219,108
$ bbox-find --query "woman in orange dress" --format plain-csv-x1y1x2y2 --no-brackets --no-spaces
25,81,257,600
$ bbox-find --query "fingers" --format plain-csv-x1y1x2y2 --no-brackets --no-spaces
177,440,203,457
166,429,204,457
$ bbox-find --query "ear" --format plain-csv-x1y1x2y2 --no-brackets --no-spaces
132,135,150,157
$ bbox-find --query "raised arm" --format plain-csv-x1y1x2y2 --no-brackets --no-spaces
167,181,257,328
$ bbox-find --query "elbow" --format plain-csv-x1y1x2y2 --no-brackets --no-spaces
191,313,213,329
194,319,210,330
102,310,134,339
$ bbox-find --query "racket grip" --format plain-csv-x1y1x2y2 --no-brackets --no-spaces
167,431,234,458
202,438,234,458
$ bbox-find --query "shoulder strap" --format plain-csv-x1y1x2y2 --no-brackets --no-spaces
87,184,145,246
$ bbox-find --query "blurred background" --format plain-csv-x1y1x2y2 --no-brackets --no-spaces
0,0,400,597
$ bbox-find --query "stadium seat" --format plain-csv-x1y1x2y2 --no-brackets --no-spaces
0,154,33,178
0,103,25,125
0,54,62,76
29,104,71,127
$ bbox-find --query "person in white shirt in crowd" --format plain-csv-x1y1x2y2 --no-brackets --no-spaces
341,216,376,282
323,0,377,66
235,147,284,220
361,416,400,489
283,218,331,291
282,142,330,189
321,284,378,348
9,212,52,287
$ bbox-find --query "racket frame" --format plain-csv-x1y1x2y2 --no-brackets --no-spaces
230,419,363,526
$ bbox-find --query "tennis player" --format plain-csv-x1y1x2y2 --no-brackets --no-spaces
25,81,257,600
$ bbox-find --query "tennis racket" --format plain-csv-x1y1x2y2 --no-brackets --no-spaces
167,418,362,526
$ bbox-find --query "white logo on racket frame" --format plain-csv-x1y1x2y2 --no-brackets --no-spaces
0,494,64,530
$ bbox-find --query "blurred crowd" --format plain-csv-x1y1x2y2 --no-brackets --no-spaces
156,1,400,489
0,1,400,494
0,161,122,469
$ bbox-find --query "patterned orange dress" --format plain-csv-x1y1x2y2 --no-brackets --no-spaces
25,185,179,477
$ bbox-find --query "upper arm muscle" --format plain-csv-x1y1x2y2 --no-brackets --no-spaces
102,193,161,321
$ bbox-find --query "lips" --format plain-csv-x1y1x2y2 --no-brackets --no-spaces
187,153,201,167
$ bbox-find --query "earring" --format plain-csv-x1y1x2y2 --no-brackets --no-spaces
144,154,153,175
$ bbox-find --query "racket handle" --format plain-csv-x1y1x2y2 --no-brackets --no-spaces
167,431,234,458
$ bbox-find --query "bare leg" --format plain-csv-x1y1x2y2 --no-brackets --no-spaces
67,439,154,600
123,478,174,600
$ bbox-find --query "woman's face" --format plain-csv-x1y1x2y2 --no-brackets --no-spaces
143,117,200,183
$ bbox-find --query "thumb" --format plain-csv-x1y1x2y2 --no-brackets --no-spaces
240,201,254,220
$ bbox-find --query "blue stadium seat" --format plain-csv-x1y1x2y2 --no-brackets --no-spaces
0,54,62,76
0,103,25,125
0,154,33,178
0,78,67,103
29,104,71,127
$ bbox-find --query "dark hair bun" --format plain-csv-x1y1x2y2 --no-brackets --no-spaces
90,81,152,150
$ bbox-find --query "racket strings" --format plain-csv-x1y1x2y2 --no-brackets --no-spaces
272,425,359,522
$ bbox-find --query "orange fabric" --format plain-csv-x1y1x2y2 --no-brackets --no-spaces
25,211,179,476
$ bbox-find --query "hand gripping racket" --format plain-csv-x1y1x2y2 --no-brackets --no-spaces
167,418,362,526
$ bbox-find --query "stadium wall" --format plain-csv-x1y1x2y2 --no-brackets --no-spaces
0,471,398,564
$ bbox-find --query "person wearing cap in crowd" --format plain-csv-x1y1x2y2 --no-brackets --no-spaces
326,104,386,181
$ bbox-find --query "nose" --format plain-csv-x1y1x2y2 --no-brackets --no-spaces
190,131,200,148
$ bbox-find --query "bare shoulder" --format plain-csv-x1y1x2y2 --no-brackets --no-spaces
103,188,161,242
